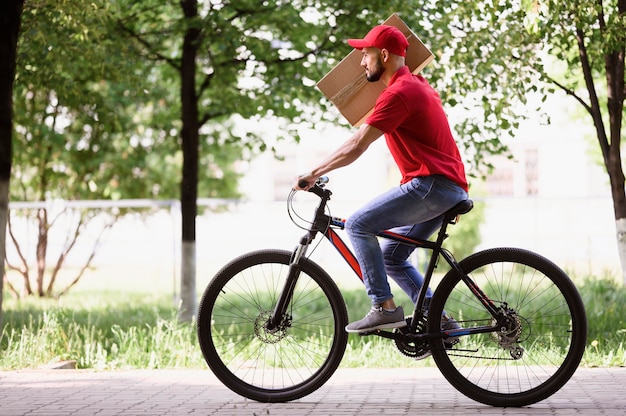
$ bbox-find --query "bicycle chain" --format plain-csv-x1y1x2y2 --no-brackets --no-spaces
443,312,526,361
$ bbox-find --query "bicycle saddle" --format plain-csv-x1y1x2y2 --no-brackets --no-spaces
444,199,473,223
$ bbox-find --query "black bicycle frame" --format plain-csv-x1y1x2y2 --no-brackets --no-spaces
269,184,502,341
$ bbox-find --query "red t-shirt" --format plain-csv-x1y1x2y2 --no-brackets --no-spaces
366,66,468,192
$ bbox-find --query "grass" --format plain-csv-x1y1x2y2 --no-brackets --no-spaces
1,275,625,370
577,276,626,367
0,292,204,369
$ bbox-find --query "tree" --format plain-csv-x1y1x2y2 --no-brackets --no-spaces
528,0,625,282
403,1,624,282
8,2,160,298
8,1,245,298
0,0,24,331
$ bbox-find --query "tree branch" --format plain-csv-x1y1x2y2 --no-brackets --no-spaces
117,20,181,71
57,215,115,298
543,72,592,113
6,212,33,296
199,109,230,126
45,211,85,296
576,23,610,164
2,276,19,299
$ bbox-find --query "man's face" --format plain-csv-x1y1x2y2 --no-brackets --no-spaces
360,47,385,82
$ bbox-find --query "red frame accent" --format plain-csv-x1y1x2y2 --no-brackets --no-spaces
325,228,363,280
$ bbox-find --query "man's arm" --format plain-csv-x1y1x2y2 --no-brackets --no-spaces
295,123,383,189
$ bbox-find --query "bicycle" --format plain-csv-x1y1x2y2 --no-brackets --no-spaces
197,176,587,407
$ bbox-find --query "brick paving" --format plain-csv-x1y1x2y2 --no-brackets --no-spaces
0,367,624,416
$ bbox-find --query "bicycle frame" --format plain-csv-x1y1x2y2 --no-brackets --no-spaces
269,183,501,342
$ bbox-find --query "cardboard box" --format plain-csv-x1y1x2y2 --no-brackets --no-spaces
316,13,434,126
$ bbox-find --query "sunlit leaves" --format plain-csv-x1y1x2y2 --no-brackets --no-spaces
16,0,623,190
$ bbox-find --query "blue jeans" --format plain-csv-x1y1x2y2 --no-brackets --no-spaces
345,175,468,306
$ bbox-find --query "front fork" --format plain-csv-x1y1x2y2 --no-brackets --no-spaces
266,235,311,331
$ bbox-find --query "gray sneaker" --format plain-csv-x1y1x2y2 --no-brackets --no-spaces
414,315,462,360
441,315,461,346
345,305,406,333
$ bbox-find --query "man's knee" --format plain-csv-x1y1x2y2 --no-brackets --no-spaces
345,213,368,235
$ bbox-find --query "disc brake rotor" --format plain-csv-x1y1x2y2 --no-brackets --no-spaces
255,310,290,344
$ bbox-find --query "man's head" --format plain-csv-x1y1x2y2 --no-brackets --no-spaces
348,25,409,83
347,25,409,57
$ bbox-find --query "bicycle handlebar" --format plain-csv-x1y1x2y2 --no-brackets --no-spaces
298,176,329,190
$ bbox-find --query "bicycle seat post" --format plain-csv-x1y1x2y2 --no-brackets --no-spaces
409,225,448,332
409,201,472,332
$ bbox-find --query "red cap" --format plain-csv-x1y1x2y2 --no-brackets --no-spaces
347,25,409,57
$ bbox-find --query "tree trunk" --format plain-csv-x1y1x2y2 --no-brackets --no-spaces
617,220,626,284
576,16,626,284
0,0,23,331
36,208,48,296
608,147,626,285
178,0,200,322
0,180,8,331
180,241,196,320
604,12,626,284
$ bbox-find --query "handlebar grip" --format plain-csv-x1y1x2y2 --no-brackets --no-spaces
298,179,309,189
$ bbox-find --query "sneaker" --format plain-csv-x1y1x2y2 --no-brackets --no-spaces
345,305,406,333
414,315,462,361
441,315,461,347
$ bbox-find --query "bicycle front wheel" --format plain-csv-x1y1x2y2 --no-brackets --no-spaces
429,247,587,407
197,249,349,402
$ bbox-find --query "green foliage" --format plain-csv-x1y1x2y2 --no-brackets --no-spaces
400,2,548,176
113,0,410,141
13,0,625,199
15,2,185,201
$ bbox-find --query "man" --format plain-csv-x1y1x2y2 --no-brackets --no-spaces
295,25,468,335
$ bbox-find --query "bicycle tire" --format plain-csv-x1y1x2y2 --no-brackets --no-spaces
197,249,349,402
429,247,587,407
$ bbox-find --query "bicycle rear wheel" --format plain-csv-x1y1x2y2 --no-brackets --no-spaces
429,247,587,407
197,249,348,402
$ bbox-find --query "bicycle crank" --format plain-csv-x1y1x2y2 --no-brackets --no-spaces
393,316,429,358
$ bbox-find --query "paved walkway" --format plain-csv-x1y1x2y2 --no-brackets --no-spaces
0,367,624,416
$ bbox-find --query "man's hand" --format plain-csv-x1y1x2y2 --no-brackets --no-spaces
294,172,315,191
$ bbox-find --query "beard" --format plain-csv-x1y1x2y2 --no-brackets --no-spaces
366,56,384,82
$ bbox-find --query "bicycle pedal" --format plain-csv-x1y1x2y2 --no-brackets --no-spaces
444,341,458,349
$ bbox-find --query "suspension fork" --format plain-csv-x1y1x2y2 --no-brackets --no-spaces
267,183,331,330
